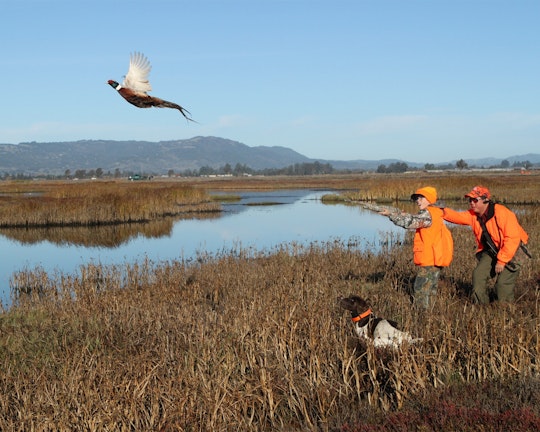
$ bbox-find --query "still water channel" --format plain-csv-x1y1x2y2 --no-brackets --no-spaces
0,190,403,306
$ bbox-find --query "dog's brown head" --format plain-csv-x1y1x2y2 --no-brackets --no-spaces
338,295,370,314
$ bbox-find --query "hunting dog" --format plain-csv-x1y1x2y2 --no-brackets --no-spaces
339,295,422,348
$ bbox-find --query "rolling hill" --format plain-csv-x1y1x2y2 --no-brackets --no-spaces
0,136,538,176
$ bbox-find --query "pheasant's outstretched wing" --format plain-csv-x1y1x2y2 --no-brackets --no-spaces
122,52,152,94
111,52,196,122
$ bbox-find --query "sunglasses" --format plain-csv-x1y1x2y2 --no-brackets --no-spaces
468,197,483,203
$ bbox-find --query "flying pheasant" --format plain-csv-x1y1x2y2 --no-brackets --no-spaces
108,52,194,122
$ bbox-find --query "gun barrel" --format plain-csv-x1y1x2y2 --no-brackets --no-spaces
480,231,499,258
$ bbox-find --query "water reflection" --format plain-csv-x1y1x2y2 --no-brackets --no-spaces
0,190,402,306
0,213,220,248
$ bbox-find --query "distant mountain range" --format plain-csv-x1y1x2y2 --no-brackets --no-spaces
0,136,538,176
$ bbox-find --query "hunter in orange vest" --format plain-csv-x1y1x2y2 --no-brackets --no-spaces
442,185,529,303
380,186,453,309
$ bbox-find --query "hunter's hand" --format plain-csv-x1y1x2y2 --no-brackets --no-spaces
495,262,505,274
379,209,390,216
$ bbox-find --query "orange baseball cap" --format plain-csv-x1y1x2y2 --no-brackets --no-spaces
464,185,491,200
411,186,437,204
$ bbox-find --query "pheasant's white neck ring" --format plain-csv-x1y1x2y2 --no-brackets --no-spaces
115,84,122,91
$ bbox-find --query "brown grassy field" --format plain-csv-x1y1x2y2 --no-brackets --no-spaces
0,172,539,430
0,180,219,227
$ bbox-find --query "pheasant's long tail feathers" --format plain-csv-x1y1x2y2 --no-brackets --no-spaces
159,100,196,122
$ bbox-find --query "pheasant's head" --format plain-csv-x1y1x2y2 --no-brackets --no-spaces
107,80,120,90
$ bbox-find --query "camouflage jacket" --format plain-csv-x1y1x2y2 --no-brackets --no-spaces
388,208,432,230
355,201,433,230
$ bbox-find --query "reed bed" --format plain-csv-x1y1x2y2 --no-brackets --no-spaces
188,171,540,204
0,180,219,227
329,172,540,204
2,202,539,430
1,172,538,229
1,172,539,430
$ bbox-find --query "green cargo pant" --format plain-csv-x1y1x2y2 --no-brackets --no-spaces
413,266,441,309
472,251,519,304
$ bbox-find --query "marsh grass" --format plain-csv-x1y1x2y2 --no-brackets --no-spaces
334,172,540,204
0,180,219,227
1,172,538,228
1,172,539,430
189,171,540,204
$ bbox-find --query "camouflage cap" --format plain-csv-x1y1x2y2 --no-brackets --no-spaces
465,185,491,200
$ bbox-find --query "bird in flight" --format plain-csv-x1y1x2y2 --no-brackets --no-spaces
108,52,195,122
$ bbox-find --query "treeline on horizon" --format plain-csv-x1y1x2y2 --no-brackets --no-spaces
1,158,536,181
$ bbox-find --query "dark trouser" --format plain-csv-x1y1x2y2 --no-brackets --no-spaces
413,266,441,309
472,251,520,304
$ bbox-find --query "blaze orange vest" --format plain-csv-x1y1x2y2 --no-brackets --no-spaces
412,206,453,267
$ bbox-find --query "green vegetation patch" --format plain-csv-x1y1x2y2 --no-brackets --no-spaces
209,194,242,202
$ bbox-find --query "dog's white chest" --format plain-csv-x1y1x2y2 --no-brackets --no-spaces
355,320,418,348
354,323,370,340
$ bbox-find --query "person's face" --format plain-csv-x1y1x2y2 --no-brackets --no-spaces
468,196,489,215
414,195,430,210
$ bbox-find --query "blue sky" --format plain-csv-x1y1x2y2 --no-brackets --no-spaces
2,0,539,164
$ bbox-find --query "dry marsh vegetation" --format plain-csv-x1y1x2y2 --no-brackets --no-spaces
189,171,540,204
0,180,219,227
1,172,539,430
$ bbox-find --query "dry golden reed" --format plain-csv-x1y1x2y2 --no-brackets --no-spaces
0,180,219,227
0,172,539,430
